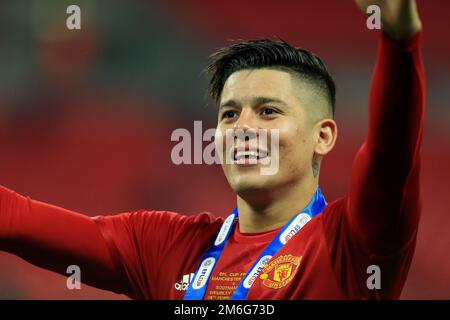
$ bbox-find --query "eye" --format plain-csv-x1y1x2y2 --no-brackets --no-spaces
261,107,278,116
221,110,237,119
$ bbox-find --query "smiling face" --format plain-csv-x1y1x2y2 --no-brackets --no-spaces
215,68,337,198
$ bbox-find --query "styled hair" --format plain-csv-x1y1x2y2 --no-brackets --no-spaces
204,38,336,117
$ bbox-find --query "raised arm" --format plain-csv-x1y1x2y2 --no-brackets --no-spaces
348,0,425,254
0,185,130,294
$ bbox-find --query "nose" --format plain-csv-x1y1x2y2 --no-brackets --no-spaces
234,108,257,131
233,108,258,141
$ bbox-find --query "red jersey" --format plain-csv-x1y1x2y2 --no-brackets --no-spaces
0,31,425,299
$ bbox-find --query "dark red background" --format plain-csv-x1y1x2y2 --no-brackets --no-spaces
0,0,449,299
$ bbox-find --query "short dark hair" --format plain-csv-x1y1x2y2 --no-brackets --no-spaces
204,39,336,117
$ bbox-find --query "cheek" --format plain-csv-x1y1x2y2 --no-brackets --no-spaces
214,128,224,151
278,125,312,168
214,127,231,154
278,122,305,149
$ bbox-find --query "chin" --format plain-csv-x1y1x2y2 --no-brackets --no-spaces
230,174,277,196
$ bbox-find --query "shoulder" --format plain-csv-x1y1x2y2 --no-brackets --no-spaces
321,196,348,218
94,209,225,235
128,209,223,226
317,195,349,231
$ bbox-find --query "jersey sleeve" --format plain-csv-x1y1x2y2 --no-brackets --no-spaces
0,184,130,294
321,32,426,296
92,210,220,299
346,31,425,255
0,184,221,299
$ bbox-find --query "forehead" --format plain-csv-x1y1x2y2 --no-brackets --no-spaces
220,68,296,104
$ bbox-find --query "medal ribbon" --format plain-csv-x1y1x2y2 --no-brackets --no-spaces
183,186,326,300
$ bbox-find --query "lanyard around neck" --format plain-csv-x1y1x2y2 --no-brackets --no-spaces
183,186,327,300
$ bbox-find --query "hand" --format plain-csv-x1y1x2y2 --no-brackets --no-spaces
355,0,422,39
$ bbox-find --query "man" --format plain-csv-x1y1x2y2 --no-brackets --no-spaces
0,0,424,299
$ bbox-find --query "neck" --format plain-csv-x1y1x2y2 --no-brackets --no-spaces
237,176,318,233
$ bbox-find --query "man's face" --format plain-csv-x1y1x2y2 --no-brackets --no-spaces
216,68,319,197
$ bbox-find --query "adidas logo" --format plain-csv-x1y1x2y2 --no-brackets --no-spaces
174,273,195,291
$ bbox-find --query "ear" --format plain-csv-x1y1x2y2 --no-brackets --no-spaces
314,118,337,156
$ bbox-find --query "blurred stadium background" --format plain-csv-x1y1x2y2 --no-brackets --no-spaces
0,0,449,299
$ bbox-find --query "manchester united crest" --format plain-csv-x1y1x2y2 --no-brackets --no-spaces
259,254,302,289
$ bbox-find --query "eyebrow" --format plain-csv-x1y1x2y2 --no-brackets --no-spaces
219,96,288,109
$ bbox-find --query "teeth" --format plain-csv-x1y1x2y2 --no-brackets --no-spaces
234,150,267,161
